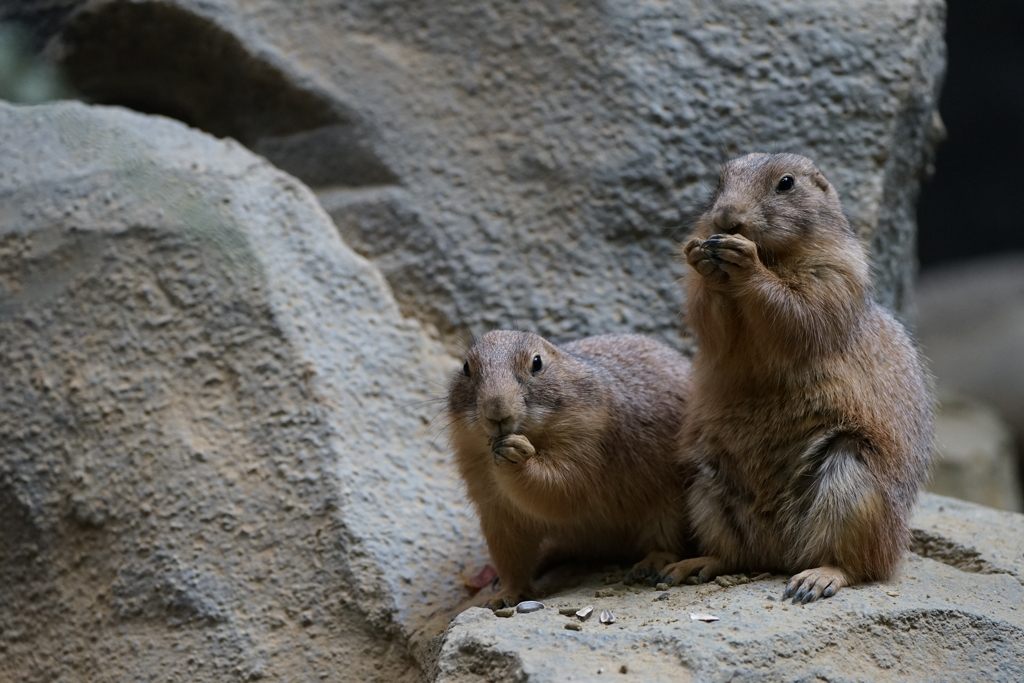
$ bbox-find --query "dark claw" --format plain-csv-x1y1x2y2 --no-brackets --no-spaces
823,584,836,598
800,591,815,604
791,587,807,603
783,582,796,599
626,564,656,586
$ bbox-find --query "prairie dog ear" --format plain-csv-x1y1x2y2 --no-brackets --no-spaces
811,169,831,192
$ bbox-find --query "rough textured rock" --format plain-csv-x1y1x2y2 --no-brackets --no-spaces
6,0,945,350
0,1,969,681
0,101,480,681
917,253,1024,470
433,493,1024,683
929,389,1022,512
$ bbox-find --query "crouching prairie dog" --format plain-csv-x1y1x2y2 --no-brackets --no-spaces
448,330,694,608
660,152,934,602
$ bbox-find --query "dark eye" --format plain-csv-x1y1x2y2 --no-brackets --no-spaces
776,175,795,193
531,355,543,374
463,362,471,377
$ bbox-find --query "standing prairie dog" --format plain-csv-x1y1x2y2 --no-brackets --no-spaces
448,331,693,608
660,153,934,602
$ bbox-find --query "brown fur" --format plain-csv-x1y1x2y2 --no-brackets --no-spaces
661,153,934,602
448,331,694,607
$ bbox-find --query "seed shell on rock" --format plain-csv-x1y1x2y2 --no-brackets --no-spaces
689,612,720,622
516,600,545,613
576,605,594,621
599,609,615,624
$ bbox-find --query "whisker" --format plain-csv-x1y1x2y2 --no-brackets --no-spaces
425,416,462,457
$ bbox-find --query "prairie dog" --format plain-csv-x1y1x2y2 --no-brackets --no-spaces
448,330,693,608
661,153,934,602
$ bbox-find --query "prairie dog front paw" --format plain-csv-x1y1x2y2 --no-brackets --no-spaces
700,233,759,275
492,434,536,465
684,236,725,280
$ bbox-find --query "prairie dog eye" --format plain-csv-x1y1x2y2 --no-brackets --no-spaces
776,175,795,193
531,354,543,374
463,362,471,377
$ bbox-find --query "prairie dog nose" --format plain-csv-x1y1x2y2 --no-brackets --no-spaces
712,204,747,234
481,396,518,436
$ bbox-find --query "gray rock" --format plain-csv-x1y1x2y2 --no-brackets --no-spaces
929,389,1023,512
0,1,961,680
432,493,1024,683
0,100,479,681
15,0,944,350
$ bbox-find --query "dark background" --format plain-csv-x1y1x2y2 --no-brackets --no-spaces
917,0,1024,270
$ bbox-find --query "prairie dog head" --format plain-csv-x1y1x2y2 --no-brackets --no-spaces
694,153,853,263
447,330,569,440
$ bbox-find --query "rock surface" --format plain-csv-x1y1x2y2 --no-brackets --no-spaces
917,253,1024,475
432,493,1024,683
930,389,1023,512
6,0,945,350
0,1,976,681
0,100,479,681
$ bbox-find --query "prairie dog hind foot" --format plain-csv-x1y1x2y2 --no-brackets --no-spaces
784,565,849,603
625,550,679,585
658,556,728,586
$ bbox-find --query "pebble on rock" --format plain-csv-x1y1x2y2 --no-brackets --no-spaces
494,608,515,618
564,622,582,631
558,606,578,616
655,583,669,591
516,600,545,613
